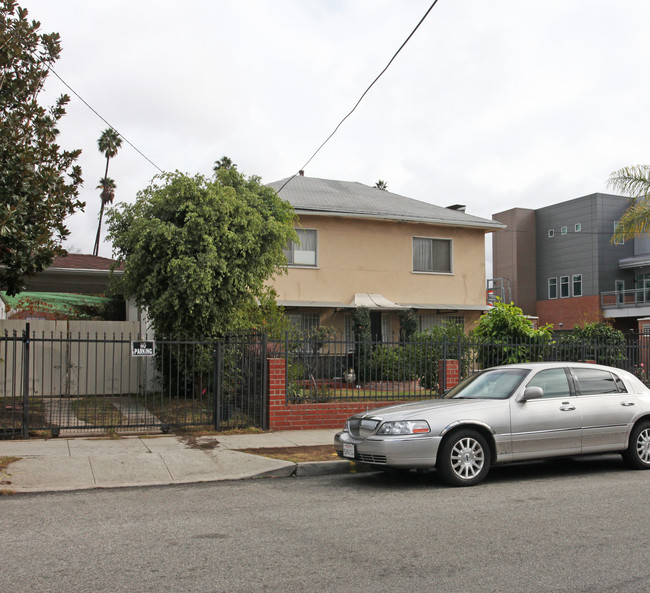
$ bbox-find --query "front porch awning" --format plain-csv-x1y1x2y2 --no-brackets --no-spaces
350,293,408,310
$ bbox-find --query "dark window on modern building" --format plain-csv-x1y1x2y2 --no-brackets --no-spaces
560,276,569,298
572,274,582,297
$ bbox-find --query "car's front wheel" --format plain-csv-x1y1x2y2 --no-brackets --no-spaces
437,429,491,487
622,421,650,469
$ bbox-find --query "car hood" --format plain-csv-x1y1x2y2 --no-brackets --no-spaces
356,398,502,422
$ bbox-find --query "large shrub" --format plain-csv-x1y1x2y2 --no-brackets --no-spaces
556,322,626,366
471,301,553,367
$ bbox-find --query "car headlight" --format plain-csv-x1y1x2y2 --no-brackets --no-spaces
376,420,430,435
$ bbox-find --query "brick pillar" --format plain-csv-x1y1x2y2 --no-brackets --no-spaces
439,359,460,392
268,357,286,429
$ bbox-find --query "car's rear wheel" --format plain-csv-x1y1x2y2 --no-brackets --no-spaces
437,429,491,487
622,421,650,469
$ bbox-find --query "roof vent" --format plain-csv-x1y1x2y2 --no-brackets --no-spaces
447,204,466,212
299,170,305,176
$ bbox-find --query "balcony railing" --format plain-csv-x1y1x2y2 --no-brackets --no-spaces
601,288,650,310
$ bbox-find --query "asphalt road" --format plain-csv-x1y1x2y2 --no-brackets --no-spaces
1,455,649,593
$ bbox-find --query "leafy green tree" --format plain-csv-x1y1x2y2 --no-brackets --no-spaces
375,179,388,190
106,167,297,337
0,0,83,295
471,300,553,367
608,164,650,242
93,128,122,256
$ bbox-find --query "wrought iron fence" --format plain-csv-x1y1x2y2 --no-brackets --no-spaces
274,331,650,403
3,325,650,438
0,325,267,438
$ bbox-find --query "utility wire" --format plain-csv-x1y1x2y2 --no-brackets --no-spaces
48,67,164,173
277,0,441,194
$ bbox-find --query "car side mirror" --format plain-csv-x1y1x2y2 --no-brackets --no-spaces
520,386,543,402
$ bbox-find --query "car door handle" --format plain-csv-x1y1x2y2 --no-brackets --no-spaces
559,403,576,411
621,401,635,407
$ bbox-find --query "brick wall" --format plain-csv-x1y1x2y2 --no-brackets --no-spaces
536,295,601,329
268,357,461,431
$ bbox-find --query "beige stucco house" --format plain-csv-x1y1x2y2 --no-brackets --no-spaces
267,174,505,340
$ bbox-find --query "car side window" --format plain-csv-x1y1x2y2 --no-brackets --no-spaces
572,368,625,395
526,368,571,398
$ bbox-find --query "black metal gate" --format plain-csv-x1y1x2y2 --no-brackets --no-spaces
0,325,268,438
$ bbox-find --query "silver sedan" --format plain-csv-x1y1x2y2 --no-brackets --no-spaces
334,362,650,486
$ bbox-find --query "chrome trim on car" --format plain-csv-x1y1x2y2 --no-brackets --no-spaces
441,420,495,437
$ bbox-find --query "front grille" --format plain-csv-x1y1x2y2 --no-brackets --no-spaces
348,418,380,438
357,453,387,464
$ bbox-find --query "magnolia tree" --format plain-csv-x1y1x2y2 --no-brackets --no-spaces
0,1,83,294
106,167,297,337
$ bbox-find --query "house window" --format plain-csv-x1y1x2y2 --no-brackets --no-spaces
418,314,464,331
548,277,558,299
561,226,568,235
548,229,554,238
287,312,320,332
613,222,624,245
413,237,452,273
572,274,582,297
284,229,317,266
560,276,570,298
575,223,582,232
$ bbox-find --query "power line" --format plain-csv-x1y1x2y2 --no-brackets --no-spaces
277,0,442,194
48,67,164,173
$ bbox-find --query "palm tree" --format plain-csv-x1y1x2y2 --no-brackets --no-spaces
608,164,650,242
213,155,236,172
93,128,122,256
375,179,388,190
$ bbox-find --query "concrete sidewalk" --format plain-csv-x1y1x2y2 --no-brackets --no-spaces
0,429,357,494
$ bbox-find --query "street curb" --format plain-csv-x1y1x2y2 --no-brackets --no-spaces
293,459,371,477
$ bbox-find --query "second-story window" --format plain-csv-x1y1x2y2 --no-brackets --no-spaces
413,237,452,273
560,276,570,298
572,274,582,297
284,229,317,266
548,277,558,299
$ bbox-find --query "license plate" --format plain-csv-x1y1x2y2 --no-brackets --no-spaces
343,443,355,459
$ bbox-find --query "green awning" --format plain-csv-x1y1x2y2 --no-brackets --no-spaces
1,291,112,317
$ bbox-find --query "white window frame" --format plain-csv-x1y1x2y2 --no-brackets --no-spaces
548,229,555,238
615,280,625,304
548,277,558,299
560,276,570,298
412,237,452,274
561,226,568,235
284,229,318,267
613,221,624,245
575,223,582,232
572,274,582,297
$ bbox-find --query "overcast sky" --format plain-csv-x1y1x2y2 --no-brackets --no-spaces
20,0,650,262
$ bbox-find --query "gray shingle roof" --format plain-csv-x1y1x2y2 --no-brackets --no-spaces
267,176,504,230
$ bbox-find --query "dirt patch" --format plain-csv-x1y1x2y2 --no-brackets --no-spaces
240,444,339,463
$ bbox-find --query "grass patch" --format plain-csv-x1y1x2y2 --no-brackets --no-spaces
241,444,338,463
0,397,47,432
71,397,127,426
0,456,19,472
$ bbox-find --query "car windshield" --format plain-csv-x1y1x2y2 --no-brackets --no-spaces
443,368,530,400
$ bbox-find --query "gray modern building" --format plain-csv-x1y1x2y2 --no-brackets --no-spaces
492,193,650,331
